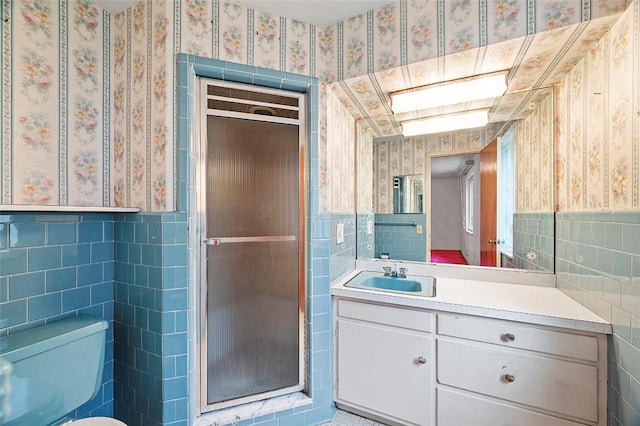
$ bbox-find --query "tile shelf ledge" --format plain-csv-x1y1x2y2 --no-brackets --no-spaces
0,204,141,213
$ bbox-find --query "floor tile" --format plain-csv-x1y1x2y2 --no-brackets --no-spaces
319,409,387,426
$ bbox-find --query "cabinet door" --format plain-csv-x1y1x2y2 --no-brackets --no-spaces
337,319,432,426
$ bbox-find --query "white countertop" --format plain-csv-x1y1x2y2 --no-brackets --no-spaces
332,269,612,334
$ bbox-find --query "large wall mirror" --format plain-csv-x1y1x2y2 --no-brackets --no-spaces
355,88,555,272
333,17,620,273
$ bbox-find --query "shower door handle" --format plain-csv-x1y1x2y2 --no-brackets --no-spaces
203,236,297,245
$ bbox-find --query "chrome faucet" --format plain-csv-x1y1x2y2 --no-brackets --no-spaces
382,264,408,278
390,264,398,277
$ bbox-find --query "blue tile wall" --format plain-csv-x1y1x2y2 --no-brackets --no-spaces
555,211,640,425
0,212,115,419
329,214,356,284
175,56,333,426
356,213,375,259
504,212,555,273
113,212,189,426
374,214,426,262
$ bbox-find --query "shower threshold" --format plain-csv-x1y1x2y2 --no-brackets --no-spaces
195,392,312,426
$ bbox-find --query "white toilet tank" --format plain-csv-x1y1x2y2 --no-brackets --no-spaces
0,315,109,426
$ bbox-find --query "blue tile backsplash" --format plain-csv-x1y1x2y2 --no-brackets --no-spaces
0,212,115,420
329,213,356,283
503,212,555,273
374,214,426,262
356,213,375,259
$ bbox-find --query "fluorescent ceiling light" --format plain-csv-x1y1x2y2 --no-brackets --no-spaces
390,72,508,114
401,109,490,137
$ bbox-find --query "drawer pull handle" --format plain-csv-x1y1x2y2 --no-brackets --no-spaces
503,373,516,383
416,356,427,365
501,333,515,342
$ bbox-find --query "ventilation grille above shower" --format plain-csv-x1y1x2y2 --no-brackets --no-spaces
204,82,301,123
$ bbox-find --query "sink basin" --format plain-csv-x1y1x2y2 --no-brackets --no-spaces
364,276,422,292
344,271,436,297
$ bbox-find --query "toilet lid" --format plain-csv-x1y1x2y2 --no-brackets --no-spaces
71,417,127,426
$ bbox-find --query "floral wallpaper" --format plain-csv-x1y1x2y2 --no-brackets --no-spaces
0,0,628,212
2,0,110,206
555,1,638,212
372,125,501,213
356,122,374,213
318,0,625,85
515,89,554,212
110,1,174,210
330,11,623,138
180,0,312,75
325,88,356,212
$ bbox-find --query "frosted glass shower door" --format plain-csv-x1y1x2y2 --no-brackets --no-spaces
205,115,301,405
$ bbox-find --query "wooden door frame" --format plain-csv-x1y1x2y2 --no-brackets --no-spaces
425,149,481,263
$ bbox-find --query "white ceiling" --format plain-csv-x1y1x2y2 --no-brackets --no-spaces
234,0,392,26
431,155,474,179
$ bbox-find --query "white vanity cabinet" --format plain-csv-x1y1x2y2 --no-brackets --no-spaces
335,299,434,426
334,298,608,426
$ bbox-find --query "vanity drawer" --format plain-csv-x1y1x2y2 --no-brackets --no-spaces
437,313,598,362
337,299,433,332
436,387,585,426
437,339,598,422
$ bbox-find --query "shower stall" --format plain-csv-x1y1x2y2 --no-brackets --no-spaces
197,79,306,411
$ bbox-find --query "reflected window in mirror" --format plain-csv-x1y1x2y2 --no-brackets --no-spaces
498,125,515,257
464,173,474,234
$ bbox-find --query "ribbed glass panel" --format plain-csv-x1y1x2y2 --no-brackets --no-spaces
206,116,300,405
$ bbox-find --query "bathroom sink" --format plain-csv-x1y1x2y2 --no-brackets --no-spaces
364,276,422,292
344,271,436,297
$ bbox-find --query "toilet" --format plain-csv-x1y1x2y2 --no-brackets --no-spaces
0,315,127,426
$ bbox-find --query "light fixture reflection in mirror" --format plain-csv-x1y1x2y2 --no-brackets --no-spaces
401,109,490,136
390,71,508,114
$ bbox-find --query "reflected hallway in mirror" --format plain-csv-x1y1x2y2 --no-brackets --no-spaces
430,250,468,265
430,153,478,266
